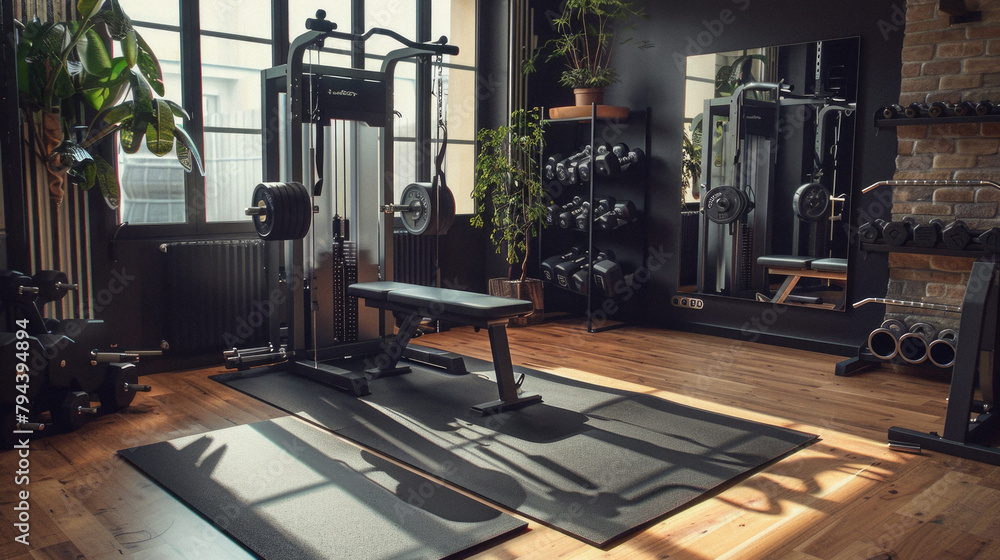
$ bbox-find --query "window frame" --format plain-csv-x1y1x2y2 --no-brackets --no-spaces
115,0,474,240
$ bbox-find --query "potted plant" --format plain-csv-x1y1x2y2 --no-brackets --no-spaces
472,108,548,326
17,0,203,208
524,0,647,115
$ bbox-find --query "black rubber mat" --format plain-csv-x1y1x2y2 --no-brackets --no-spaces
212,350,817,546
118,416,526,559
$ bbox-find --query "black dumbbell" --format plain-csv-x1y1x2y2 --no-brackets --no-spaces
595,201,637,230
595,197,617,216
592,256,625,297
545,196,582,226
858,220,883,243
570,251,616,294
881,104,904,119
978,227,1000,252
574,203,592,230
32,270,78,304
595,146,645,177
904,102,925,118
575,143,610,184
881,217,915,246
592,143,629,177
556,147,593,183
976,100,994,116
0,270,39,304
953,101,976,117
541,247,585,283
554,251,592,289
912,218,943,248
942,220,972,250
544,153,563,181
927,101,951,117
559,201,589,229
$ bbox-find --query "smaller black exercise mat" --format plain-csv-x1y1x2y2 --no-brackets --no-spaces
213,352,818,546
118,416,525,560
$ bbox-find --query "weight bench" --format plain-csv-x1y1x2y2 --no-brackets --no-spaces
756,255,848,307
346,281,543,415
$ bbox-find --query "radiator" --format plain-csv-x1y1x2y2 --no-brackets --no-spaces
393,230,437,286
160,240,269,355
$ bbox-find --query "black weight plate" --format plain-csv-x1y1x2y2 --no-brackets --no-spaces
285,182,313,240
251,183,276,238
704,185,748,225
271,181,290,239
98,362,140,412
793,182,830,222
400,183,432,235
427,184,456,236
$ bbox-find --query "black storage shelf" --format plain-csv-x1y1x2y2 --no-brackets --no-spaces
859,242,994,258
538,106,651,333
874,114,1000,128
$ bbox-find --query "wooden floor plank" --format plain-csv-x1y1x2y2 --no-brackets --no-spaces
2,319,999,559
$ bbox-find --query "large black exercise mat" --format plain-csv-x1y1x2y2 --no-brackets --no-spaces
212,351,817,546
118,416,526,560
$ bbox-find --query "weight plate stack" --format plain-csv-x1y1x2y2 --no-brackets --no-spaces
250,182,312,240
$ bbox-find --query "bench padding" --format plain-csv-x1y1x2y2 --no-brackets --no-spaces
810,257,848,273
757,255,815,269
348,282,533,321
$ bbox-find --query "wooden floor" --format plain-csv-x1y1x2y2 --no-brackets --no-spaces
2,319,999,559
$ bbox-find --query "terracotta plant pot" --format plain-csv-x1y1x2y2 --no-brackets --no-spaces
488,277,545,327
573,87,606,106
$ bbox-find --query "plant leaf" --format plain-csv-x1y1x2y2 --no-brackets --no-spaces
173,125,205,175
77,26,112,77
145,99,176,156
118,116,143,153
97,100,133,125
134,32,165,96
163,99,191,120
80,56,129,110
77,0,106,21
94,156,120,208
122,29,138,67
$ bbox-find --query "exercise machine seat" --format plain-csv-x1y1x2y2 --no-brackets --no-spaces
756,255,816,269
346,281,418,301
810,258,848,273
347,281,542,415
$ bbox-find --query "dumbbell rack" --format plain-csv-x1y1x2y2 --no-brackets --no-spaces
537,105,651,333
884,256,1000,466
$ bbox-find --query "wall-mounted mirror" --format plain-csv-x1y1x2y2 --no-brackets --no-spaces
679,37,859,311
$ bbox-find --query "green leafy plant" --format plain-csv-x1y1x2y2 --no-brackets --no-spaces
472,108,548,283
16,0,203,207
524,0,648,90
714,53,769,97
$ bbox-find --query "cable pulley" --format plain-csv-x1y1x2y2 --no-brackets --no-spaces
793,182,831,222
246,182,313,240
704,185,752,225
381,182,455,235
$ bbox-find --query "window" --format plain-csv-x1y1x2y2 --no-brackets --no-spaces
118,0,477,231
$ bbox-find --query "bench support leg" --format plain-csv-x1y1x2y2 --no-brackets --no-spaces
363,312,420,378
470,322,543,416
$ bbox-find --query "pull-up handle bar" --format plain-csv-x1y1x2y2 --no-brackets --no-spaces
303,10,459,56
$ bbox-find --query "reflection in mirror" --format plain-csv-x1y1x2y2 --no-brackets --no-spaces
678,37,859,311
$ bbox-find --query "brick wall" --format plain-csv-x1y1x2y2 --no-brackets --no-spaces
887,0,1000,330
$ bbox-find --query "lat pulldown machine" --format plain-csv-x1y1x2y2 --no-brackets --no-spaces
226,12,543,415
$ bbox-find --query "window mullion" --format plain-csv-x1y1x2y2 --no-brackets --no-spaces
180,0,207,231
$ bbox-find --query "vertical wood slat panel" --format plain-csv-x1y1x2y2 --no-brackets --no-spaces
15,0,94,321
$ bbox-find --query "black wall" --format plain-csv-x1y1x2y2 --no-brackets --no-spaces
516,0,904,354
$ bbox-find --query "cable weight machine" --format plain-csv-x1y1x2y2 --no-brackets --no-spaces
226,11,459,396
